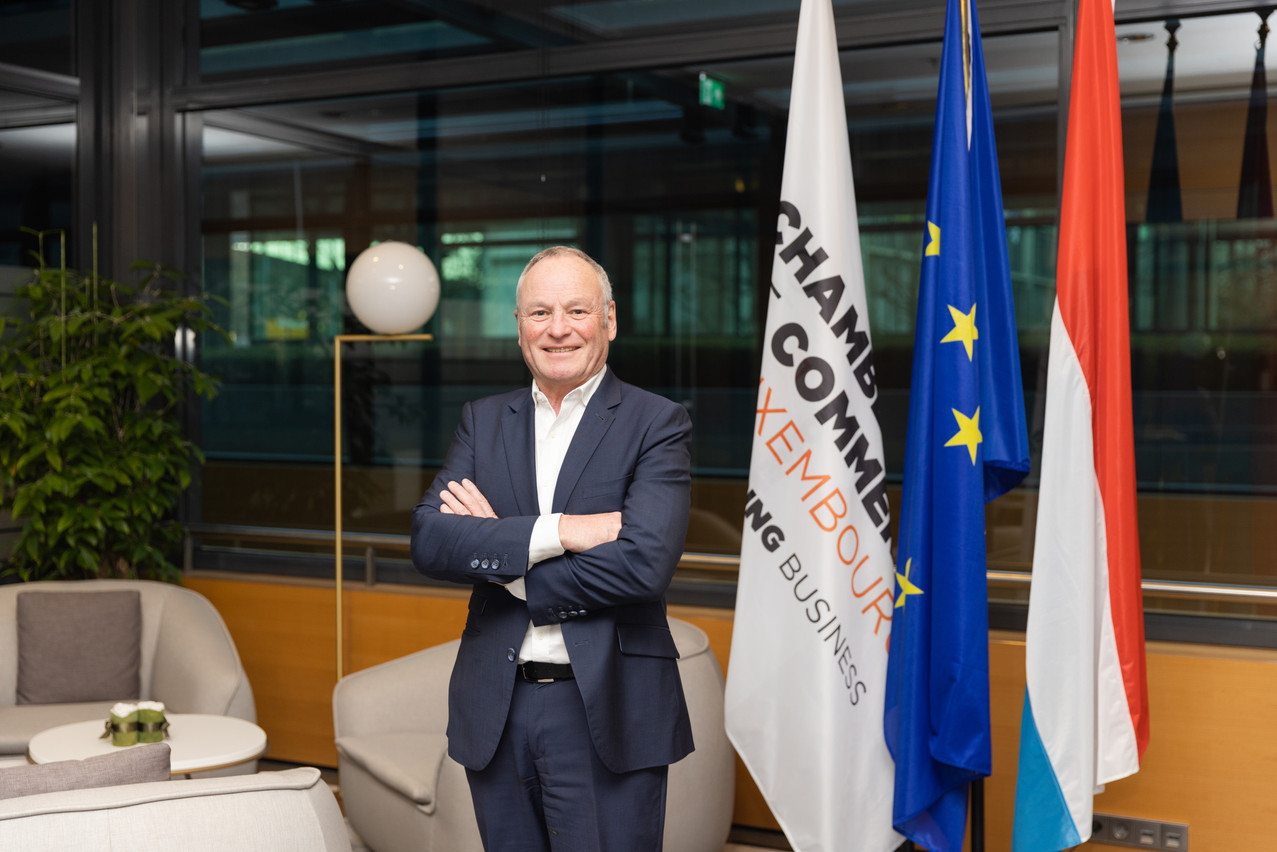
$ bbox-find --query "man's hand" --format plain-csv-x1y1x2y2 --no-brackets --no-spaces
439,479,498,518
558,512,622,553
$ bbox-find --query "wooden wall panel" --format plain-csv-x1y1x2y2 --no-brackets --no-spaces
1083,642,1277,850
185,575,340,766
345,585,470,673
185,574,1277,848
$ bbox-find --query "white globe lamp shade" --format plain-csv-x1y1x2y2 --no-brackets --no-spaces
345,241,440,334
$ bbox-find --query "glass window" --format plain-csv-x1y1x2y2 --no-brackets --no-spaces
196,32,1061,560
0,109,75,310
0,1,72,76
198,67,770,538
1109,12,1277,611
190,6,1277,622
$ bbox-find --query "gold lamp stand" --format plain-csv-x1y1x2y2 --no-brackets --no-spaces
334,333,433,680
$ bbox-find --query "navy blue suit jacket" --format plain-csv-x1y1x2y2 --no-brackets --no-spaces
410,370,695,774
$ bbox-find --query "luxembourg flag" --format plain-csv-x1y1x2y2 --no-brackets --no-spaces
1011,0,1150,848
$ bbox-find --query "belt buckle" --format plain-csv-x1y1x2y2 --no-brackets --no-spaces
521,663,555,683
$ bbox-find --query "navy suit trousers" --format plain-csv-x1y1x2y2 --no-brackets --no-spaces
465,677,668,852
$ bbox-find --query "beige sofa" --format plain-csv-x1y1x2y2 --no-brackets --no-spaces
0,580,256,768
0,767,351,851
333,617,735,852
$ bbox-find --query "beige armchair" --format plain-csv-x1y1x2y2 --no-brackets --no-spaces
333,617,734,852
0,579,256,770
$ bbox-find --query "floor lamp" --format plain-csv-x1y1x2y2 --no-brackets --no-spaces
335,242,440,680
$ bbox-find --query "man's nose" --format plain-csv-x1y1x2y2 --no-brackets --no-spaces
547,310,570,335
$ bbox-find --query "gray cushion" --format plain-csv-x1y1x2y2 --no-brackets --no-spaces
16,591,141,705
0,742,170,800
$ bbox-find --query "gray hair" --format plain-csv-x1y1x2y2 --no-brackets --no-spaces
515,246,613,307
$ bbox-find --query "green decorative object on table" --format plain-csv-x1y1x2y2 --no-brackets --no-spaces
102,701,168,746
105,702,140,746
137,701,169,743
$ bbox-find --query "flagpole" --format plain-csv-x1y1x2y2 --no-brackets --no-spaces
971,778,985,852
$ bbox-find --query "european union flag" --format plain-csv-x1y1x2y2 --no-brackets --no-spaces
882,0,1030,849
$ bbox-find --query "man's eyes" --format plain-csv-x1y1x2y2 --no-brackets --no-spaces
525,308,594,320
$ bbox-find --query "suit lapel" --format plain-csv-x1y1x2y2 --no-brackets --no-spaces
500,392,538,517
552,371,621,513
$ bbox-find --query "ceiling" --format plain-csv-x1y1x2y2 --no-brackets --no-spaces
1,2,1274,171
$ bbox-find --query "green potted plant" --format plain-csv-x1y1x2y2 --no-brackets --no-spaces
0,230,225,581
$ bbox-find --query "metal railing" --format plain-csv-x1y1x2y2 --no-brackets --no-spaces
185,522,1277,605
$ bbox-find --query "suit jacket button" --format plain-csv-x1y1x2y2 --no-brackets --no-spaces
491,559,500,569
578,608,587,616
481,559,490,569
557,610,568,619
470,558,480,569
507,649,516,662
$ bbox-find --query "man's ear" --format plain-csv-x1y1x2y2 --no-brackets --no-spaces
607,301,617,340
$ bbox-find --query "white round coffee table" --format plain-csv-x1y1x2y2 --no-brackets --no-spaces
26,713,268,776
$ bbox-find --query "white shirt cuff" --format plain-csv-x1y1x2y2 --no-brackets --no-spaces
529,513,566,564
504,514,565,601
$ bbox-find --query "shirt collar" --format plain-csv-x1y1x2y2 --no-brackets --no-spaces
531,365,607,411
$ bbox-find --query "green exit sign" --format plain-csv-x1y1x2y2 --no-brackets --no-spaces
698,73,725,110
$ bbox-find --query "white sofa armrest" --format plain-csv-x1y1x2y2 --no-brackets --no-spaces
0,767,350,851
332,640,457,739
336,731,449,811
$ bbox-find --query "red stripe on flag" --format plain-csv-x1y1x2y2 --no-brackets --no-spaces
1055,0,1150,758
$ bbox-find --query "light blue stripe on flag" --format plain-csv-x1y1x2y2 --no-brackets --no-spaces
1012,693,1082,852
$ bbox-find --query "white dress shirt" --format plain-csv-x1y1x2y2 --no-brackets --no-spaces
504,366,608,664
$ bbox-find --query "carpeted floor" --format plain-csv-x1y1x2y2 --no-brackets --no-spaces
259,760,788,852
345,817,780,852
350,833,778,852
344,811,784,851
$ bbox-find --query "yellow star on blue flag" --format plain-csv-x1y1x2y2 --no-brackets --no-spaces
940,304,979,360
895,558,924,609
945,407,982,464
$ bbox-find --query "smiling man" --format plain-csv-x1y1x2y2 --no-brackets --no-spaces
410,246,695,851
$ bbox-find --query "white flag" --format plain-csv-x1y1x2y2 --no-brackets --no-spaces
724,1,900,850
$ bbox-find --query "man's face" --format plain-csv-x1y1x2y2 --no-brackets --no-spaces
516,254,616,400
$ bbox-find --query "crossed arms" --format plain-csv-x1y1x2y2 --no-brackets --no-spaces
410,395,692,622
440,477,622,555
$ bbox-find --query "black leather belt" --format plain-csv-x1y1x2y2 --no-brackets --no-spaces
518,661,574,682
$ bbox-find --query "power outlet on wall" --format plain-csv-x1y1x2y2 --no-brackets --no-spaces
1091,813,1188,850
